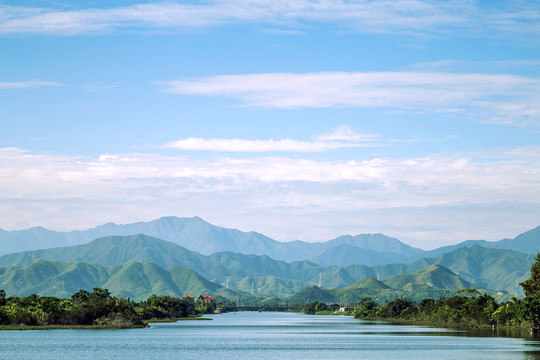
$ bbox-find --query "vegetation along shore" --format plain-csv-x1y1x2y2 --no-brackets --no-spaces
303,253,540,336
3,253,540,335
0,288,208,330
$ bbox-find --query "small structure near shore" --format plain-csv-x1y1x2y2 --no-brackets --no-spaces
198,295,216,307
182,295,195,303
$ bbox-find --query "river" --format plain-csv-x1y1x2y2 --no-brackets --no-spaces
1,312,540,359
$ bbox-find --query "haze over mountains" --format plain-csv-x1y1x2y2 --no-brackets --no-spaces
0,216,538,302
1,216,539,265
0,216,424,265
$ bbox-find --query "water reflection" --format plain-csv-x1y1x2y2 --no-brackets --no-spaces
0,312,540,359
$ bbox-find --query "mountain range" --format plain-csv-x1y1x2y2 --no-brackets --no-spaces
1,216,539,267
0,217,538,303
0,232,535,300
0,255,482,303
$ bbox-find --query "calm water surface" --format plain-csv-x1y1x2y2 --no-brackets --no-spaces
1,312,540,359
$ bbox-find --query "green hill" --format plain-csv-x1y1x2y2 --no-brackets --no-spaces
0,259,245,301
0,234,205,269
0,234,323,287
405,246,534,295
320,246,534,296
344,276,390,290
286,285,338,304
382,264,472,292
284,265,471,305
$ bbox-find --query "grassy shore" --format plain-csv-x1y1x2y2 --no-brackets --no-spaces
0,315,211,330
0,324,146,330
314,310,350,315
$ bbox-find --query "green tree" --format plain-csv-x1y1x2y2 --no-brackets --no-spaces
520,253,540,297
518,292,540,332
353,297,379,318
137,295,195,319
518,254,540,334
380,298,415,318
302,301,328,315
493,299,521,327
69,288,136,326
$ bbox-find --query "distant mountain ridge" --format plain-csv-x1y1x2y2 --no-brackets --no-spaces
1,217,538,268
0,216,423,265
421,226,540,258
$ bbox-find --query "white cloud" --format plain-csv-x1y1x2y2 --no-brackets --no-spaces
162,126,381,152
160,71,540,126
163,137,366,152
0,80,62,89
1,145,540,247
315,124,379,141
2,146,539,202
0,1,538,38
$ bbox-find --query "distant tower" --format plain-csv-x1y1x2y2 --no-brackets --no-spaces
251,281,254,294
226,277,229,289
377,272,380,281
319,272,322,287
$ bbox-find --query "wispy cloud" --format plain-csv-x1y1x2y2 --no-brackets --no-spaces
163,125,381,152
160,71,540,126
163,137,362,152
0,80,63,89
80,83,120,92
315,124,379,141
2,145,539,201
0,1,538,38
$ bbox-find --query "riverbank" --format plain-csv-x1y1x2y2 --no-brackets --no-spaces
305,305,535,338
0,315,211,330
352,316,533,338
0,324,146,330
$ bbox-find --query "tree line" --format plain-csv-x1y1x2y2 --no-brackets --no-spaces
306,253,540,335
0,288,204,328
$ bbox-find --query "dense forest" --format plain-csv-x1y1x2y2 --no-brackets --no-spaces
0,288,209,328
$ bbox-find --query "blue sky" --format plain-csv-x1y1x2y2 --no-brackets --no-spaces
1,0,540,249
